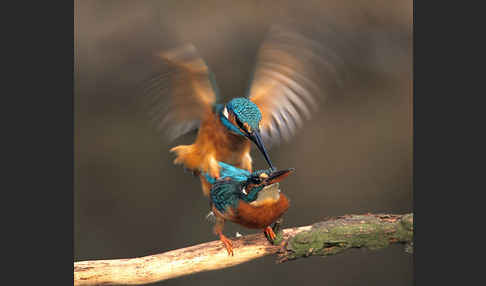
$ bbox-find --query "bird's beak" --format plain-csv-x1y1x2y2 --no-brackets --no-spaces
249,130,274,170
263,168,295,185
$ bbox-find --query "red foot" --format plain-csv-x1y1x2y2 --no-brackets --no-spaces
219,233,234,256
264,226,276,241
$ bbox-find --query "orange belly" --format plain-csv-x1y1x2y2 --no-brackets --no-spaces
170,112,252,195
231,194,290,229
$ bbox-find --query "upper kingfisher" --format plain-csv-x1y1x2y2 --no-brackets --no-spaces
143,27,327,196
204,161,294,256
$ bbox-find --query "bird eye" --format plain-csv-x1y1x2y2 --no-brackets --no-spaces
235,117,246,132
249,176,261,184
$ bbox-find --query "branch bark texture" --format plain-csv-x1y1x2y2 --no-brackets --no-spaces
74,213,413,285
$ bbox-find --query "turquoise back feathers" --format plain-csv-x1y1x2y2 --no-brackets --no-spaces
204,162,272,213
204,161,251,185
209,180,243,214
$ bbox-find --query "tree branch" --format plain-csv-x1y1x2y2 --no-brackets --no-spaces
74,213,413,285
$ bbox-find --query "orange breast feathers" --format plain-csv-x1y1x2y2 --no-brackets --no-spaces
170,112,252,179
232,193,290,229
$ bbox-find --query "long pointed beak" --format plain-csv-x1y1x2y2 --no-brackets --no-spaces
250,130,274,170
263,168,295,185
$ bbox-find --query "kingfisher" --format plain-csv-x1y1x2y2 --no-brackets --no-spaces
204,161,294,256
143,27,327,196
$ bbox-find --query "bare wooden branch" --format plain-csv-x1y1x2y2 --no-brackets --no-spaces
74,213,413,285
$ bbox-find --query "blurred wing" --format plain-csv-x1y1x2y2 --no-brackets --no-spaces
247,27,340,147
143,44,220,141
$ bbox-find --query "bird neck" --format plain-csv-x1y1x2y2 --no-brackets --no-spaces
215,104,245,136
241,186,262,203
248,183,281,207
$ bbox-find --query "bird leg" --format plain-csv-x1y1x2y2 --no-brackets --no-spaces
272,217,284,234
206,155,221,179
240,152,253,172
264,217,284,242
218,233,234,256
213,218,234,256
264,226,276,242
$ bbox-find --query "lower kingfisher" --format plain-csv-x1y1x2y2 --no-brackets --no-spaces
204,161,294,256
143,27,325,196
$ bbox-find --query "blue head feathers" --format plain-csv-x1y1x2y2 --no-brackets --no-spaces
226,98,262,132
205,162,268,213
218,97,274,170
204,162,294,214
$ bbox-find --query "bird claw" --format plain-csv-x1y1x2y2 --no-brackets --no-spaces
219,234,234,256
272,217,284,233
264,226,277,242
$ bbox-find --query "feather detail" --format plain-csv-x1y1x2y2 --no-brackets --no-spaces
142,44,221,141
247,26,340,147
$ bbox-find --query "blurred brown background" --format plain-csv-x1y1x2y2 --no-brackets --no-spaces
74,0,412,285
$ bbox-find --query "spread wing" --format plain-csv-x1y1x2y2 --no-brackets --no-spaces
247,27,342,147
142,44,220,141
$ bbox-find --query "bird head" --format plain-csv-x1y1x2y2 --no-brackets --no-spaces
221,97,274,169
240,168,295,201
208,165,294,213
